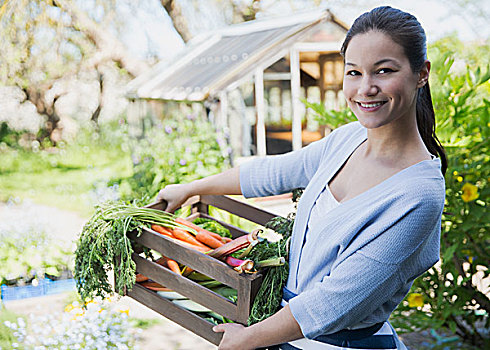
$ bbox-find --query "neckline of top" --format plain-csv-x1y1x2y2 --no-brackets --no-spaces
328,130,441,206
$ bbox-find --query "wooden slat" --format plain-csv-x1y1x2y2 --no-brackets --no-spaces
127,283,223,346
200,195,277,226
236,277,252,325
129,228,262,289
128,228,241,289
133,254,238,320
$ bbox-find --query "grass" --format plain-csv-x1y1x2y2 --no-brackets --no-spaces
0,307,23,349
0,141,133,217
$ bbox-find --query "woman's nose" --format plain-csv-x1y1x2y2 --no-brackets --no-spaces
358,76,379,96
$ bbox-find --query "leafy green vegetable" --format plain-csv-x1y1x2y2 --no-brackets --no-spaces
247,188,302,325
192,217,232,238
74,201,188,304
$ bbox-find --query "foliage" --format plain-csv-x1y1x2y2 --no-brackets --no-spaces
0,122,21,147
0,233,72,286
303,98,357,130
0,0,142,141
390,44,489,348
74,200,174,303
307,42,489,348
247,188,302,325
0,223,73,287
111,113,230,202
3,299,136,349
0,121,132,214
192,217,233,238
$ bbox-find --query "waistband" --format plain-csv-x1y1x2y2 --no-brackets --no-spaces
281,287,396,349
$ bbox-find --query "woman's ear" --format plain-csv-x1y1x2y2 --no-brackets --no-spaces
417,60,431,88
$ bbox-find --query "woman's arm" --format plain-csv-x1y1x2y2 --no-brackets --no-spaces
213,305,303,350
156,167,241,212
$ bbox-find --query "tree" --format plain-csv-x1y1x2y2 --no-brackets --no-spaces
0,0,148,143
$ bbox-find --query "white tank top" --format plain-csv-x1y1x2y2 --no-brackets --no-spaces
308,184,340,234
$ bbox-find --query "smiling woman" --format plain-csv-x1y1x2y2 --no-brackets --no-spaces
156,6,447,350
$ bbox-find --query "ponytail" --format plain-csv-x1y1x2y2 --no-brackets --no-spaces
416,82,447,175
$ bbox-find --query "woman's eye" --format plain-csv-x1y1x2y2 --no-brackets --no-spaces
346,70,360,76
377,68,394,74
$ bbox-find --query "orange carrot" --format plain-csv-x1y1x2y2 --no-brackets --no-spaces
172,228,210,248
181,266,194,277
175,240,212,254
166,259,182,275
136,273,149,283
176,217,230,243
195,231,223,249
151,224,174,238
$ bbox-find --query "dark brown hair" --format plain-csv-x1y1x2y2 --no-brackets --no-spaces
340,6,447,175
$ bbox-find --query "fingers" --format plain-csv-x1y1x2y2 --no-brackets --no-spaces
156,184,190,213
212,324,225,333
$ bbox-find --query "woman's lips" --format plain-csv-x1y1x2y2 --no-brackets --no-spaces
356,100,387,112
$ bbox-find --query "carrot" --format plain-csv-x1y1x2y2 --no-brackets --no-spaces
195,231,223,249
151,224,174,238
136,273,149,283
172,228,210,248
175,240,212,254
181,266,194,277
166,259,182,275
176,217,228,243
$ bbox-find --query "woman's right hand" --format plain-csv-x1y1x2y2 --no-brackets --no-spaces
156,183,193,213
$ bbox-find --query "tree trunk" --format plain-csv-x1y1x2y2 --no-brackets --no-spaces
23,86,62,144
160,0,193,42
91,68,104,126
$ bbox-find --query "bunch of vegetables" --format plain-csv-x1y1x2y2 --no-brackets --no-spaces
75,190,301,326
74,201,191,302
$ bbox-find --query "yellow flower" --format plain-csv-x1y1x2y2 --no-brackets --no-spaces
453,170,458,176
117,307,130,316
407,293,424,308
456,176,463,182
64,304,75,313
461,183,479,202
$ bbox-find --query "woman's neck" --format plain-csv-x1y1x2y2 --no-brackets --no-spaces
363,114,431,167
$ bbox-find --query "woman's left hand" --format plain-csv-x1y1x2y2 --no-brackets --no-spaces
213,323,255,350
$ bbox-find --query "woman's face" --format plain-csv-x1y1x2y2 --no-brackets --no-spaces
342,30,428,130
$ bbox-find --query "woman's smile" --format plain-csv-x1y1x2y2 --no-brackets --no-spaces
356,100,388,112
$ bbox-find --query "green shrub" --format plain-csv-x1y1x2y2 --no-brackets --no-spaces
0,228,73,286
111,113,230,202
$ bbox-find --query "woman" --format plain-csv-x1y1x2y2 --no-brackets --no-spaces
157,6,447,350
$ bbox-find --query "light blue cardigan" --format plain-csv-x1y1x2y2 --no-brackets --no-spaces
240,122,445,340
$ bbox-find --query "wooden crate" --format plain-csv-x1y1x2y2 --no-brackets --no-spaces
120,195,279,345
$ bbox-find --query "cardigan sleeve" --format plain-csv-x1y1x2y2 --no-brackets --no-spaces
239,136,328,198
288,181,445,338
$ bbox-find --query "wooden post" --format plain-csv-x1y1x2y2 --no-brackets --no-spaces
290,49,302,151
319,56,326,104
255,68,267,156
219,91,228,130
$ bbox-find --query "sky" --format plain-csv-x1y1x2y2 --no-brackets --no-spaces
118,0,489,62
